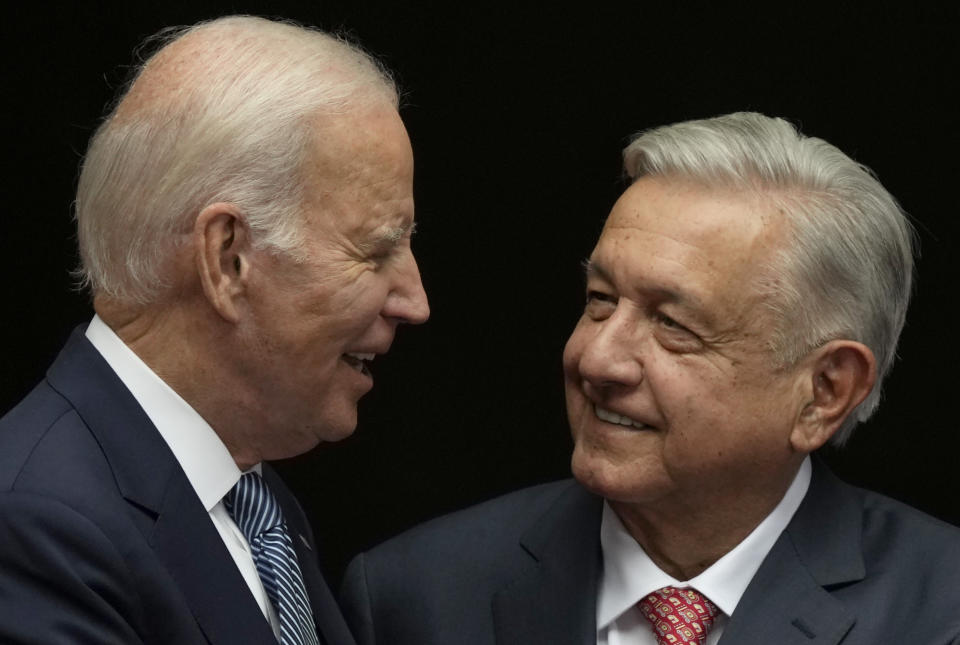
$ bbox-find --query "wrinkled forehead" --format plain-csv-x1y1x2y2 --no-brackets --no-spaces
600,178,789,263
588,179,793,340
591,178,793,317
298,105,415,239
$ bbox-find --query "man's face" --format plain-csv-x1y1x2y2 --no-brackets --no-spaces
240,105,429,456
563,177,807,509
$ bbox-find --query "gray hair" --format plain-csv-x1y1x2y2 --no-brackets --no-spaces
75,15,398,305
623,112,915,445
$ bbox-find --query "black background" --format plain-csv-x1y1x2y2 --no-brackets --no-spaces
3,3,958,585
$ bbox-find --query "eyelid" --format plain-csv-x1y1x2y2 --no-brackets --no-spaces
586,289,616,303
654,310,699,341
656,311,681,327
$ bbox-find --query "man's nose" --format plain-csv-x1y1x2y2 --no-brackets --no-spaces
384,252,430,325
576,308,643,389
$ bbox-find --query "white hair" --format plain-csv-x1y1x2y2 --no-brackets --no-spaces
75,15,398,305
623,112,915,445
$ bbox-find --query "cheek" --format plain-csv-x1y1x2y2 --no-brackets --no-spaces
321,280,385,330
650,361,726,439
350,293,390,332
351,270,394,309
661,378,764,461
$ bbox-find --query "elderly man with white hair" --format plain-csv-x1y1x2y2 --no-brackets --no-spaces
0,15,428,645
340,112,960,644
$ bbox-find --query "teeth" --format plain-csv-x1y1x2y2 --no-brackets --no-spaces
346,352,375,361
595,406,650,430
342,352,375,374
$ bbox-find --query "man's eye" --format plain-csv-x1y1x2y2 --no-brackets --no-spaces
657,313,682,330
584,290,616,319
586,290,615,304
368,245,397,266
656,313,695,337
654,312,703,352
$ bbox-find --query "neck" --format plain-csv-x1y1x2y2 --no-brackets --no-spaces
95,295,264,470
610,462,802,580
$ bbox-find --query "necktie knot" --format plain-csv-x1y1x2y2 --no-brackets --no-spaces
639,586,719,645
224,471,320,645
225,472,284,543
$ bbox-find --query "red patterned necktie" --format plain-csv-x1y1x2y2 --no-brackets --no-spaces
638,586,719,645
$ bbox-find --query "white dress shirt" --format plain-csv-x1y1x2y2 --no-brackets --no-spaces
85,315,282,639
597,457,812,645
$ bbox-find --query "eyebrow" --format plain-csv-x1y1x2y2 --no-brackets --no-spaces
582,259,609,282
360,221,417,251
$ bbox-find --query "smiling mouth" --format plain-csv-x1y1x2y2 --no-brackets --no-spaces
342,352,375,376
594,405,653,430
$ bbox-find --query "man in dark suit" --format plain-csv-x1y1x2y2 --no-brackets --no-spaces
340,112,960,644
0,15,428,645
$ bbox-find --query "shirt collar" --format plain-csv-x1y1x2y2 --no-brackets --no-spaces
85,315,246,510
597,457,811,626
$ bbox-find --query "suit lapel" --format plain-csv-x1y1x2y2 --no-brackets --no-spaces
264,467,356,645
47,328,277,645
717,536,856,644
151,472,279,644
493,482,603,645
719,461,864,644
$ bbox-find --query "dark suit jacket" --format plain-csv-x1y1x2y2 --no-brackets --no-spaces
0,328,355,645
341,461,960,644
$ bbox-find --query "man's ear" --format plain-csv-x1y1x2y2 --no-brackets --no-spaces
194,203,251,323
791,340,877,453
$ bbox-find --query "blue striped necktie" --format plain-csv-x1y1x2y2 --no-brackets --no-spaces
225,472,320,645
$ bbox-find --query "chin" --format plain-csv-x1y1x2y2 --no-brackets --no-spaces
571,444,619,498
308,411,359,444
274,418,358,459
321,423,358,443
571,443,666,505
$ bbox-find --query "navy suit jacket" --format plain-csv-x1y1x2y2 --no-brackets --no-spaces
0,328,355,645
341,461,960,644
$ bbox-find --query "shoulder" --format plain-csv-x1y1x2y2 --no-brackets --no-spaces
803,464,960,569
803,470,960,635
857,485,960,573
1,379,119,500
0,375,153,570
816,469,960,560
341,480,595,645
851,485,960,637
1,380,95,487
345,479,593,593
0,380,157,641
0,377,148,565
366,479,581,561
